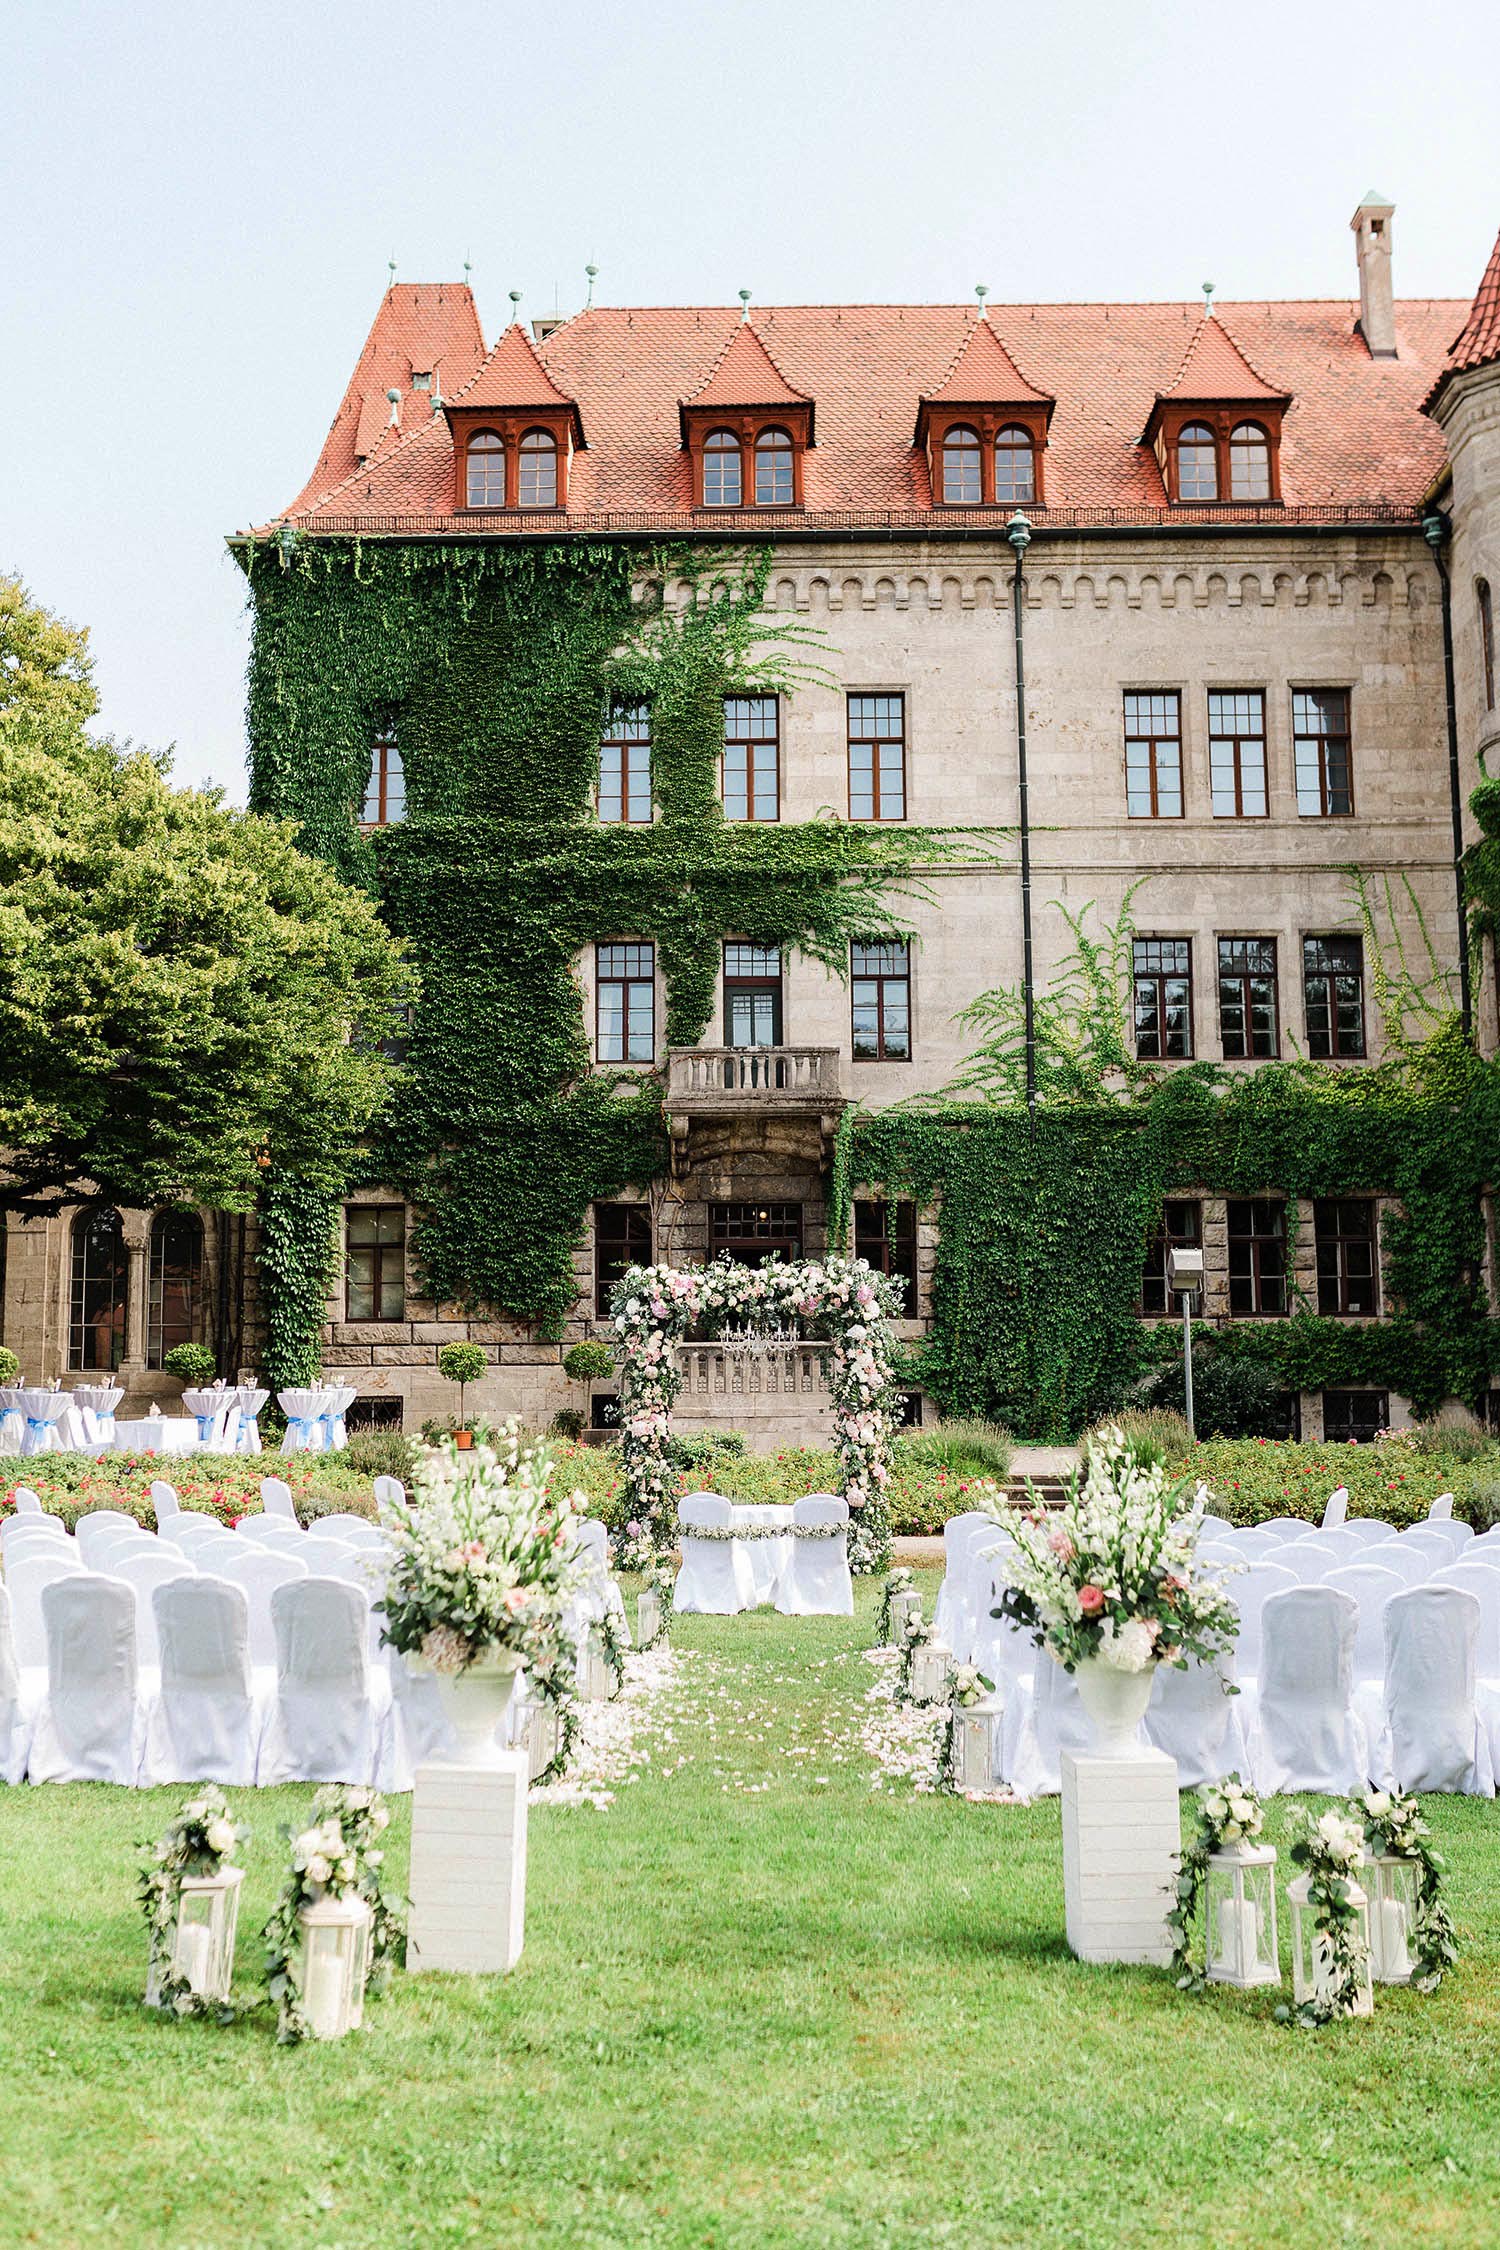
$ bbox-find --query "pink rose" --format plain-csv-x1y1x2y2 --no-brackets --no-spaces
1078,1585,1105,1615
503,1586,529,1613
1047,1528,1074,1560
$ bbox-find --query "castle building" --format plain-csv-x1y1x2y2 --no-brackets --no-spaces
7,200,1500,1445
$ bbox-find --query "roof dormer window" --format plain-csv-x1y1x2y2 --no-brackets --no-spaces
703,428,743,506
1143,314,1289,506
941,425,982,505
1177,422,1219,501
1230,421,1272,501
680,322,813,510
412,370,432,393
518,427,559,507
466,430,506,507
993,425,1037,505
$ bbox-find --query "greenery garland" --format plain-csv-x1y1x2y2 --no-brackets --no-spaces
527,1634,583,1785
139,1788,250,2025
1351,1785,1457,1992
594,1609,628,1699
876,1567,916,1646
935,1662,996,1793
1166,1774,1267,1990
262,1786,405,2044
1284,1809,1372,2027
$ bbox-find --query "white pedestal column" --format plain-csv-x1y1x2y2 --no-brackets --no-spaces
408,1751,529,1975
1060,1747,1179,1966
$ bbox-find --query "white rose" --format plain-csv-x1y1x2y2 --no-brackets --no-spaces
292,1828,322,1864
1365,1790,1392,1818
206,1819,236,1857
1229,1798,1255,1826
305,1854,332,1886
338,1857,357,1886
1222,1820,1242,1844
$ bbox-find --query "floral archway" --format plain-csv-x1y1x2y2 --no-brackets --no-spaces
609,1255,907,1573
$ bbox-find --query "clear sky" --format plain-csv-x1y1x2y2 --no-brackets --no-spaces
5,0,1497,801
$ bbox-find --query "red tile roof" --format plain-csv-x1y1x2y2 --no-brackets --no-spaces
684,320,811,411
449,321,580,414
921,314,1051,408
1424,225,1500,413
1156,312,1287,405
257,290,1470,537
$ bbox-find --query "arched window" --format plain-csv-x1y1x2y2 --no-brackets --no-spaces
755,427,794,506
518,427,558,507
994,425,1036,506
941,425,981,505
69,1207,126,1371
702,429,742,507
1229,421,1271,501
148,1212,202,1369
1479,579,1496,713
465,431,505,507
1177,423,1218,501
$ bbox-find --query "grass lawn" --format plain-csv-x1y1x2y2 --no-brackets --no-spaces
3,1570,1499,2249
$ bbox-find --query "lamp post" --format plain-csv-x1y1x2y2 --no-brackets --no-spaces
1007,511,1036,1118
1167,1245,1205,1438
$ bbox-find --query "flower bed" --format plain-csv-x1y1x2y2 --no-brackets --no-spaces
0,1452,373,1529
1161,1436,1497,1528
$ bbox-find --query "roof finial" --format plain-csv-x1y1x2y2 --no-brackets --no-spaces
975,283,989,310
1202,280,1216,317
463,254,472,283
585,261,598,308
388,257,397,289
508,289,523,323
385,385,401,429
738,287,752,322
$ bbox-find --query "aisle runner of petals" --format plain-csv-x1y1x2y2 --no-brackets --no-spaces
529,1645,691,1812
677,1655,864,1795
861,1649,1027,1804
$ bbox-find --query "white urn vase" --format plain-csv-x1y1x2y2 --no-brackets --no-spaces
1073,1655,1157,1759
428,1648,523,1765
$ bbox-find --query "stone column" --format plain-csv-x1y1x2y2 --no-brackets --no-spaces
119,1209,152,1398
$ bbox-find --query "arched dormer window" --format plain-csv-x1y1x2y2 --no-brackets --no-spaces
69,1206,126,1371
702,429,743,507
994,425,1036,506
1229,421,1272,501
941,425,982,505
755,427,794,506
1177,423,1218,501
148,1212,203,1369
465,430,505,506
518,427,559,508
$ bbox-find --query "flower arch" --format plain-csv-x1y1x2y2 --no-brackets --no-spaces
610,1255,906,1573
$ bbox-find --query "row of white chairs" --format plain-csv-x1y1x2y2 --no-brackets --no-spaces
935,1498,1500,1797
674,1493,855,1616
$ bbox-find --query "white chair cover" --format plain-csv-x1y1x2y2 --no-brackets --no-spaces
776,1497,853,1616
1227,1560,1300,1684
1146,1650,1248,1789
1427,1492,1455,1520
211,1544,309,1670
969,1561,1034,1704
372,1475,407,1512
1284,1537,1346,1578
1398,1527,1462,1569
1261,1517,1318,1538
74,1385,123,1450
29,1576,141,1784
1323,1563,1404,1683
142,1577,264,1785
382,1649,454,1791
314,1514,386,1550
234,1387,268,1455
162,1518,239,1563
75,1522,147,1576
10,1485,47,1515
674,1495,756,1615
1361,1540,1434,1589
0,1584,32,1784
1414,1518,1475,1559
148,1480,181,1523
1248,1587,1367,1796
259,1476,299,1520
1322,1485,1349,1528
0,1387,25,1457
1004,1647,1089,1798
933,1512,996,1653
1341,1519,1395,1546
1379,1586,1494,1796
1431,1564,1500,1685
2,1511,67,1551
259,1577,391,1784
73,1510,144,1568
7,1553,85,1668
110,1545,199,1669
297,1533,356,1571
1,1528,77,1576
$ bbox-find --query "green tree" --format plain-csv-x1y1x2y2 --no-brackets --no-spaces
0,573,408,1217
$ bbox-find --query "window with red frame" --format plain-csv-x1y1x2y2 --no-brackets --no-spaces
518,428,558,507
941,425,982,504
466,431,505,506
702,429,742,507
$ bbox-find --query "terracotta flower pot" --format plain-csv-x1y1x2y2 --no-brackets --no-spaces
454,1428,473,1451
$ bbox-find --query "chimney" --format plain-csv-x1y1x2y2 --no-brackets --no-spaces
1351,191,1397,359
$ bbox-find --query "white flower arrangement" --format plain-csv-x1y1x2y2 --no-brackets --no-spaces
1167,1772,1268,1988
1285,1806,1373,2026
377,1420,584,1674
138,1787,250,2023
950,1662,992,1709
262,1785,403,2044
991,1425,1241,1677
610,1254,906,1572
1350,1785,1456,1992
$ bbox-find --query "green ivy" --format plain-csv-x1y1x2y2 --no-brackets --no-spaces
256,1172,342,1390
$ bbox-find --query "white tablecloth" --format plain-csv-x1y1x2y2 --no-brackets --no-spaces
110,1417,203,1456
729,1503,795,1606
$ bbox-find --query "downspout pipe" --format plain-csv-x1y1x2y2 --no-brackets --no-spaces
1422,509,1473,1042
1007,511,1037,1118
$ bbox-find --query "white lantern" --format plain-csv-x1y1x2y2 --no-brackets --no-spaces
909,1637,952,1706
890,1589,922,1643
637,1587,663,1646
1362,1851,1419,1985
953,1694,1004,1792
1202,1842,1279,1988
580,1629,613,1701
294,1894,373,2040
525,1698,562,1782
147,1866,244,2008
1287,1871,1374,2018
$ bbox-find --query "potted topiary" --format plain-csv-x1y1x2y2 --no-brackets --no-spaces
0,1346,19,1385
436,1341,488,1449
561,1340,615,1444
163,1343,218,1388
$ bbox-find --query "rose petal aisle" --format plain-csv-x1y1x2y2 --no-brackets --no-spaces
529,1642,693,1811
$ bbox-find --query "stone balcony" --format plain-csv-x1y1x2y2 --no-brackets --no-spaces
664,1046,847,1171
672,1340,834,1449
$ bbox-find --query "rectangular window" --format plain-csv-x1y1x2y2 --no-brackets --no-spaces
1140,1199,1203,1315
1217,937,1279,1059
1227,1199,1286,1316
594,1202,652,1317
1124,691,1183,818
1315,1198,1379,1316
722,696,779,821
1293,689,1353,817
1303,935,1365,1059
596,941,656,1064
346,1205,405,1321
854,1198,918,1316
724,941,783,1047
1207,690,1268,817
360,711,405,829
709,1201,803,1267
850,939,911,1061
1322,1390,1388,1443
847,693,906,821
1133,937,1193,1059
598,702,652,824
